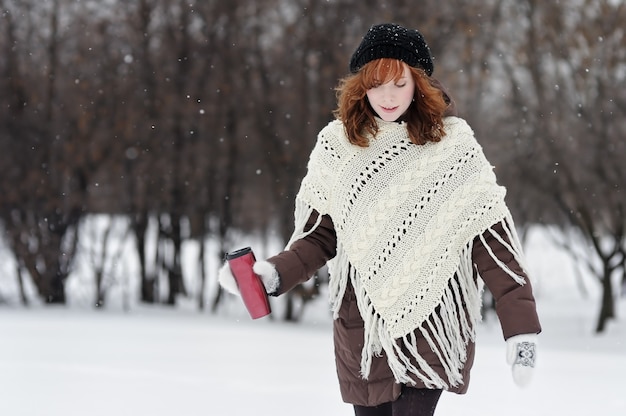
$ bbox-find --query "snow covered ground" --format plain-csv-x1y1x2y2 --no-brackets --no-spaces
1,295,625,415
1,226,625,415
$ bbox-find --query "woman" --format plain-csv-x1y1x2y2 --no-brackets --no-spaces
219,23,541,416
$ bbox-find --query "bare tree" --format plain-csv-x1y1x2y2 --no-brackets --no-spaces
484,0,626,332
80,216,130,307
1,0,624,332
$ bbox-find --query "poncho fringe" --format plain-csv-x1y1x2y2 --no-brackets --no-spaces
286,117,528,388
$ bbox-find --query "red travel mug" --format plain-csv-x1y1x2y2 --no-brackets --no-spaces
225,247,271,319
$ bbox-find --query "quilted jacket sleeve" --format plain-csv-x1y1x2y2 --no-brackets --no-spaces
473,222,542,339
267,211,337,296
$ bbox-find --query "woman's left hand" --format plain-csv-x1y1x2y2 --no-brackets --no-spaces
506,333,538,388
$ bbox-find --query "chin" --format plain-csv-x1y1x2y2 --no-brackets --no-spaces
376,112,399,122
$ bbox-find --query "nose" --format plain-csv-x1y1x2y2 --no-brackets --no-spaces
380,86,395,102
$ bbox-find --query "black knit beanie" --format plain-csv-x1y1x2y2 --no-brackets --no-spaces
349,23,434,76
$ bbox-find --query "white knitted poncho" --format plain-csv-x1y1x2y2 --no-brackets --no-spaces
287,116,528,389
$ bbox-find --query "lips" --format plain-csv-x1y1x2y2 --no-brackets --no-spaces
381,106,398,112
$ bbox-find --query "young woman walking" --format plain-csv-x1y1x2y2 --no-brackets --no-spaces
220,23,541,416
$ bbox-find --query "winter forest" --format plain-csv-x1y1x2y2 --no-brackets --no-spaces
1,1,625,324
1,1,625,415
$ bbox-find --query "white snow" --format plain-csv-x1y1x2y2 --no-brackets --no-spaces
1,226,625,415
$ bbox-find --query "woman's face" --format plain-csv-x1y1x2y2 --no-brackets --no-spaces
365,63,415,122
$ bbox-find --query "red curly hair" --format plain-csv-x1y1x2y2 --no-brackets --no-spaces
334,58,449,147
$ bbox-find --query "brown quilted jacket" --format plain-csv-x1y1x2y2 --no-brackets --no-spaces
267,211,541,407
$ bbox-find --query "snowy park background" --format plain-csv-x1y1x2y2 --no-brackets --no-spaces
1,1,625,415
1,225,625,416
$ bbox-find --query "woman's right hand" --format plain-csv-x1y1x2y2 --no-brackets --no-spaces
218,260,280,296
218,262,241,295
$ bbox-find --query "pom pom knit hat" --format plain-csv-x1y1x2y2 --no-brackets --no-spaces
349,23,434,76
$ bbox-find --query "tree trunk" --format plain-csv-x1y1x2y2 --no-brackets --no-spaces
595,265,615,333
133,211,156,303
16,265,29,306
165,213,186,305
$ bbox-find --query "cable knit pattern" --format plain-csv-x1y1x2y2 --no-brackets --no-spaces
287,116,528,388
